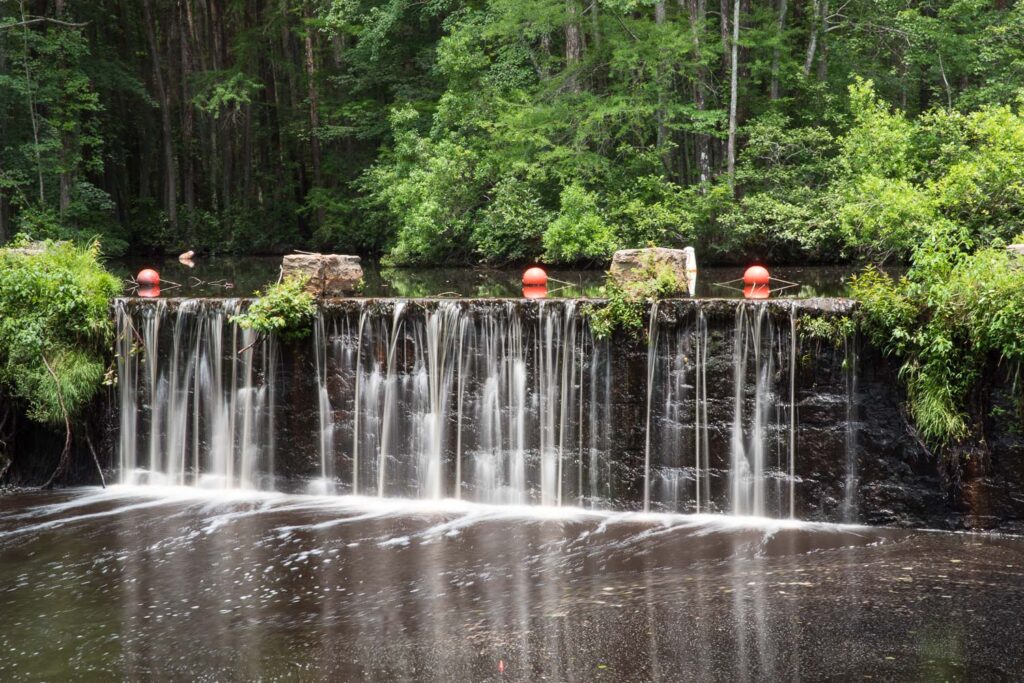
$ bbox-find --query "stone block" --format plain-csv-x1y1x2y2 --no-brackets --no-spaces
608,247,695,291
281,253,363,297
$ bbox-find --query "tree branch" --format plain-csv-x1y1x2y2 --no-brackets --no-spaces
86,433,106,488
40,354,73,489
0,16,89,31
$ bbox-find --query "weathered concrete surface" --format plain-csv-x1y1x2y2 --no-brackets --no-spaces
282,253,363,296
609,247,692,285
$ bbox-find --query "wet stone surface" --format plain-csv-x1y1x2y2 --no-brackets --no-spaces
1,487,1023,681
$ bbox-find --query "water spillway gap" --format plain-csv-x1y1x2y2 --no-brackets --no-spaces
115,297,848,518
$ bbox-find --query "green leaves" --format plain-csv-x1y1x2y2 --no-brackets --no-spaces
231,275,317,342
543,184,618,264
585,256,686,340
0,240,121,425
852,243,1024,448
192,71,264,120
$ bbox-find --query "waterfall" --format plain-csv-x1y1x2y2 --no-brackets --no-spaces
726,302,795,517
642,302,660,512
730,304,752,514
116,299,276,489
115,297,829,519
842,334,859,522
693,309,710,512
313,312,335,492
788,305,797,519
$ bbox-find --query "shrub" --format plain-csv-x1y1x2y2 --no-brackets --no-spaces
0,239,121,425
473,177,549,263
543,184,618,264
586,256,686,339
852,236,1024,446
799,314,856,346
231,275,317,342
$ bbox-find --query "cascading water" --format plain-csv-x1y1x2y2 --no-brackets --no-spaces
116,297,827,519
842,333,860,522
116,299,277,489
726,302,797,517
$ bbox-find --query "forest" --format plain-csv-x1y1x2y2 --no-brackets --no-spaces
2,0,1023,265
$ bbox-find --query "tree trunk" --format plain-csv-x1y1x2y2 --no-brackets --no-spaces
803,0,821,77
655,2,670,175
19,0,45,205
179,2,196,213
684,0,712,185
719,0,730,64
816,0,829,81
59,144,72,216
0,192,9,244
564,0,583,93
770,0,787,100
726,0,740,191
590,0,604,91
55,0,73,216
142,0,178,230
303,1,322,189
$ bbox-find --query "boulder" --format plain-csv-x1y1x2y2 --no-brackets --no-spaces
609,247,694,288
281,253,363,297
1007,244,1024,257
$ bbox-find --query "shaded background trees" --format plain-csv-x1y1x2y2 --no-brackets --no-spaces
2,0,1023,264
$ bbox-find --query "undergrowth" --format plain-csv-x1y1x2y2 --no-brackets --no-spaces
231,275,317,342
852,232,1024,448
585,255,686,339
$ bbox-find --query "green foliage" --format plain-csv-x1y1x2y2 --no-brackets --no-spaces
473,177,550,264
586,256,686,340
542,184,618,264
231,275,317,342
192,71,263,119
852,237,1024,446
0,240,121,424
3,0,1024,266
836,80,1024,261
799,315,856,346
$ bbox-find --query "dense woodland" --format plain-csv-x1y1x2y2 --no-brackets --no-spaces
2,0,1024,264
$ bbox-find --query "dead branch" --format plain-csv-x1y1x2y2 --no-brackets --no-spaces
40,354,73,490
86,433,105,488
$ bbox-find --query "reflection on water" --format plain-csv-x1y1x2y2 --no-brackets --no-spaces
1,487,1021,680
111,256,865,299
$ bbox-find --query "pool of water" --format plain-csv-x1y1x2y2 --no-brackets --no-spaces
111,256,864,299
1,487,1021,680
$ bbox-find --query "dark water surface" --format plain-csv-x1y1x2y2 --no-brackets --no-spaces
1,489,1022,681
111,256,860,299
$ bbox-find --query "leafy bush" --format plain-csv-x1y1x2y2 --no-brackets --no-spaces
586,256,686,339
231,275,317,342
0,239,121,424
543,184,618,264
852,236,1024,446
472,177,549,263
799,314,856,346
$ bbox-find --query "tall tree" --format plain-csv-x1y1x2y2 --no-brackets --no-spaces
141,0,177,230
726,0,740,189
